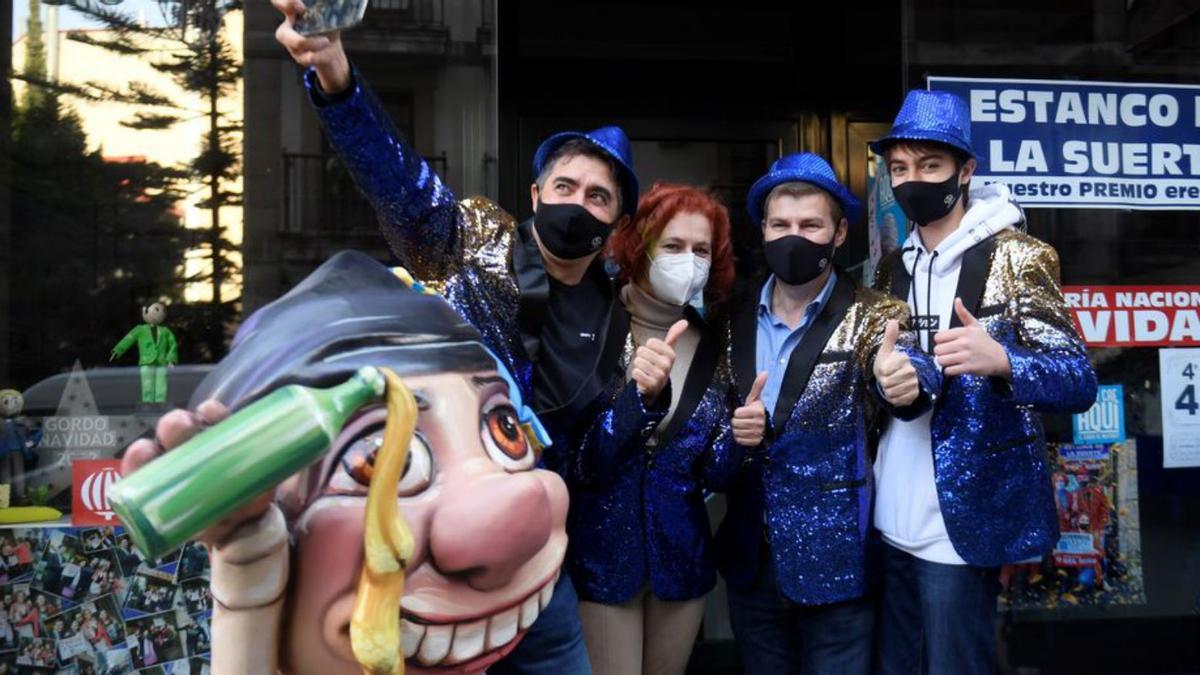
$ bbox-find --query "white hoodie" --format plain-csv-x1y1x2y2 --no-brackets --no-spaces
873,183,1024,564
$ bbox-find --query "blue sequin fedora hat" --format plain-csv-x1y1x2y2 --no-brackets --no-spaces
747,152,863,224
870,89,975,158
533,126,639,219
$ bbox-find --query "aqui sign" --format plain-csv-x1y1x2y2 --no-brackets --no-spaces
928,76,1200,210
1073,384,1125,445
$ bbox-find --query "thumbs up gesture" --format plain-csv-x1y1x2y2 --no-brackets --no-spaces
874,319,921,407
732,371,769,447
932,298,1012,378
633,319,688,405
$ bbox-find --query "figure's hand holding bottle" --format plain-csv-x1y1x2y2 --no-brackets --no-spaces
120,400,270,549
113,367,386,557
271,0,351,95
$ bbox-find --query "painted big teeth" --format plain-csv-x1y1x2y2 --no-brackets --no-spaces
486,607,520,650
519,594,540,630
446,619,487,665
401,618,425,659
538,581,554,611
416,624,453,666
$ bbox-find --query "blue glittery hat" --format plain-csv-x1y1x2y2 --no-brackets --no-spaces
870,89,974,158
747,152,863,224
533,126,639,219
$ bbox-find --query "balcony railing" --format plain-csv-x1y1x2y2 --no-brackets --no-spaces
282,152,447,234
366,0,445,27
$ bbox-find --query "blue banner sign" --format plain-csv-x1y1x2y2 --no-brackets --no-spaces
928,76,1200,210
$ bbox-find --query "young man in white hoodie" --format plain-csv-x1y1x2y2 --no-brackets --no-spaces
870,90,1098,674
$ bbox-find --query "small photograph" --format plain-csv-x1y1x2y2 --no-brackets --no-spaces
0,532,40,584
121,573,176,616
123,612,183,670
0,585,23,651
177,582,208,619
95,648,132,675
45,593,125,657
111,538,143,581
80,552,125,603
173,547,207,585
52,626,98,668
33,534,86,600
179,616,208,660
29,588,67,622
4,585,45,642
79,530,117,555
15,636,57,668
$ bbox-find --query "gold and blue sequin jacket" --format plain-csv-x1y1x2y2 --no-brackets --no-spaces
715,273,941,606
874,229,1097,566
564,310,744,604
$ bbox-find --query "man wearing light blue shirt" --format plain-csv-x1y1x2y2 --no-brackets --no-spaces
716,153,940,675
755,270,838,418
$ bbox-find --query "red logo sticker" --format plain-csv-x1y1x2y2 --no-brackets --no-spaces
72,460,123,526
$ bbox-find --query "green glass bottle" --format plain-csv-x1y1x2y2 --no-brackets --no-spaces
109,366,386,559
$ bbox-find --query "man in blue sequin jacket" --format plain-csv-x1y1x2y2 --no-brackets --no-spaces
870,90,1098,675
715,153,942,675
269,2,666,672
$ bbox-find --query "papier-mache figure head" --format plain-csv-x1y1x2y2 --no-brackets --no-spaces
190,250,566,674
142,303,166,326
0,390,22,418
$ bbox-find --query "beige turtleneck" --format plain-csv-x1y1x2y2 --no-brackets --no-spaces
620,283,702,445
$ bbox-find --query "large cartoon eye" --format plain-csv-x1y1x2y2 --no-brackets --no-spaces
331,427,434,497
481,404,535,472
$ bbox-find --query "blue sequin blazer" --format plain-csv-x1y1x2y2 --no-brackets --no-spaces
715,273,941,606
565,308,743,604
873,230,1097,567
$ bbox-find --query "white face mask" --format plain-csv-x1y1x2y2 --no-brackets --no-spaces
647,252,711,306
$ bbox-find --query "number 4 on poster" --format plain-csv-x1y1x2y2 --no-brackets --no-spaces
1159,348,1200,468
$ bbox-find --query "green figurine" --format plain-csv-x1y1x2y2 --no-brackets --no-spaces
110,302,179,404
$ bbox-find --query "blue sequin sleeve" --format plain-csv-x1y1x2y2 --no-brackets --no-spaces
1000,243,1097,414
699,400,746,491
866,298,942,421
570,380,669,486
700,383,761,492
304,67,461,280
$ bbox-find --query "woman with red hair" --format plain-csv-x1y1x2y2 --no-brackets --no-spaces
566,182,745,675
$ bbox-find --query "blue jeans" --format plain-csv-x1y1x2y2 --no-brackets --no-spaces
489,572,592,675
876,543,1001,675
726,543,874,675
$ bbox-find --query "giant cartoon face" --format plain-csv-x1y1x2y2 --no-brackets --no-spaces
279,370,567,673
192,251,568,674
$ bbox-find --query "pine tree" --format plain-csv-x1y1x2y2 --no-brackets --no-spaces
15,0,245,360
21,0,46,110
7,0,188,388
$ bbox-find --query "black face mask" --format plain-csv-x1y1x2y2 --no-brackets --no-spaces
762,235,835,286
892,173,964,227
533,199,612,260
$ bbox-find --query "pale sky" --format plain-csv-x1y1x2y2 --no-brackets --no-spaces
12,0,169,41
